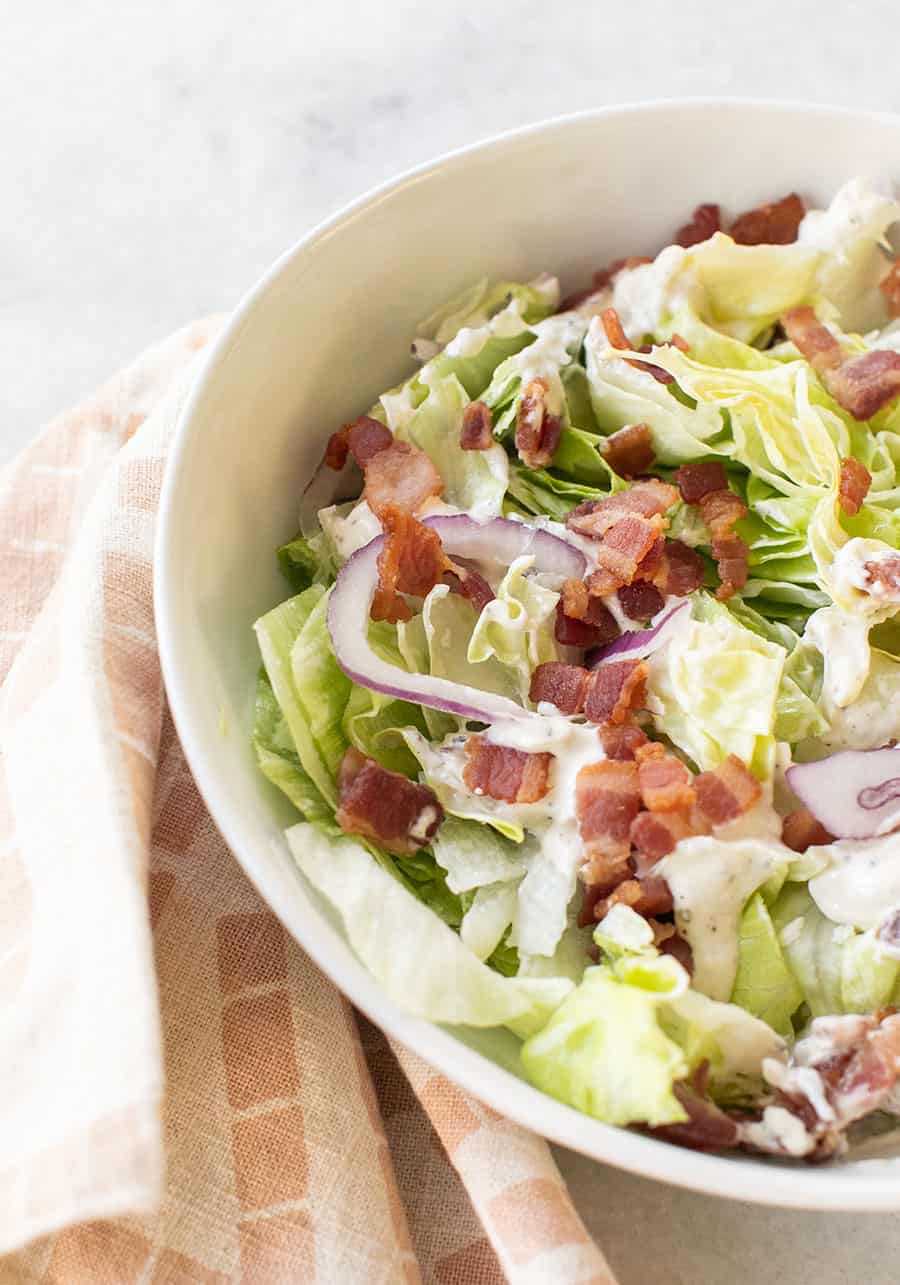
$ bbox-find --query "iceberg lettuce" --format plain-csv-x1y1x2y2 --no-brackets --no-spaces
730,892,804,1038
467,555,559,702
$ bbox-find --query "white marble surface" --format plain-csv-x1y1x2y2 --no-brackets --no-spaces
5,2,900,1278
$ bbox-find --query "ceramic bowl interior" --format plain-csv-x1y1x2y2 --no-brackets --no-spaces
156,100,900,1209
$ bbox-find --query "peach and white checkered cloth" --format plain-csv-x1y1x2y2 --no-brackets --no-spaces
0,322,618,1284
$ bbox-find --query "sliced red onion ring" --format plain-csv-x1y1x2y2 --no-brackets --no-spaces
587,600,690,667
786,747,900,840
327,515,585,721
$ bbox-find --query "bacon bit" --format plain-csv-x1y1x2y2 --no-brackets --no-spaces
617,580,665,621
674,461,728,505
637,533,667,579
515,378,563,468
594,515,666,585
601,308,674,384
566,479,679,539
600,724,649,760
781,305,843,374
576,760,643,873
838,457,872,517
460,400,494,450
881,259,900,318
444,565,494,613
463,737,552,804
652,1078,739,1152
630,809,695,860
639,754,695,812
584,659,648,726
529,661,590,714
585,567,622,597
655,540,706,597
594,875,674,922
336,747,443,855
364,440,444,518
325,415,393,470
698,487,749,601
700,487,748,534
863,554,900,595
669,333,690,353
591,256,653,290
371,505,450,623
729,192,805,246
675,203,721,248
599,422,655,479
782,806,834,853
555,600,620,648
694,754,761,827
827,350,900,421
660,932,695,976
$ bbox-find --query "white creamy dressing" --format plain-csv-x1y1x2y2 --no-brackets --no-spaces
380,383,419,433
611,244,692,339
667,989,785,1085
805,605,873,710
319,499,382,563
441,296,532,359
820,650,900,751
483,715,607,957
830,539,900,606
739,1105,815,1157
656,837,788,1001
809,834,900,930
507,313,588,417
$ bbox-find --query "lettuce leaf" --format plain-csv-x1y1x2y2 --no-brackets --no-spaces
431,815,528,893
730,892,804,1038
277,530,335,591
467,555,559,701
252,669,337,829
416,277,556,346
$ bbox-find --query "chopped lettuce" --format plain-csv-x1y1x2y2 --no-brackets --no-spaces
416,277,556,346
431,815,529,893
252,669,337,828
730,893,804,1038
467,555,559,701
277,530,335,591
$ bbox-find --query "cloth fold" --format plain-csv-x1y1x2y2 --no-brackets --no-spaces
0,324,617,1284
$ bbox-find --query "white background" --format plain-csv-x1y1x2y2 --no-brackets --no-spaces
5,3,900,1279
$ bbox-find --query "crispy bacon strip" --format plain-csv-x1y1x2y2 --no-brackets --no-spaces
838,457,872,517
881,258,900,318
593,515,666,586
630,809,695,861
694,754,761,827
600,724,649,760
594,875,674,922
654,539,705,597
584,659,647,726
576,759,642,876
782,806,834,853
698,488,749,600
515,378,563,468
444,565,494,613
566,480,679,541
651,1072,739,1152
863,554,900,595
781,305,843,373
555,601,620,649
371,505,450,623
638,753,695,812
601,308,673,385
617,580,665,621
674,461,728,505
729,192,805,245
599,422,655,479
336,747,443,855
529,661,591,714
675,203,721,248
325,415,393,470
364,440,444,518
460,400,494,450
463,737,552,804
827,350,900,421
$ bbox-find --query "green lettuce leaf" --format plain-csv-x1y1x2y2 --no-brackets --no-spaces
431,815,528,893
416,277,556,346
467,555,559,701
277,531,335,591
252,669,337,828
730,893,804,1038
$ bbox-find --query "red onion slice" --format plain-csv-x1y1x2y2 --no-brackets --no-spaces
786,747,900,840
587,600,691,667
326,515,586,721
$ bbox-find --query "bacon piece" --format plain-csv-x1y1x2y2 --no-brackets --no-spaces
600,724,649,760
863,554,900,595
674,460,728,505
555,600,620,648
827,350,900,421
584,659,647,726
371,505,450,623
655,540,705,597
781,306,843,374
700,487,748,534
638,754,695,812
698,487,749,600
881,258,900,318
599,422,655,479
515,378,563,468
601,308,673,384
576,760,642,873
782,806,834,853
364,440,444,518
460,400,494,450
336,747,443,855
630,809,695,860
617,580,665,621
463,736,552,804
694,754,761,827
529,661,590,715
675,203,721,248
591,256,653,290
637,533,666,579
594,875,674,921
838,457,872,517
585,567,623,597
325,415,393,470
594,515,666,585
660,932,695,976
729,192,805,245
444,565,494,613
652,1077,739,1152
566,479,679,539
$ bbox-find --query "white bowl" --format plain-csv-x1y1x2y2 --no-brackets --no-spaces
156,99,900,1210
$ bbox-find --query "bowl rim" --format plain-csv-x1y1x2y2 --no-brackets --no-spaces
156,97,900,1211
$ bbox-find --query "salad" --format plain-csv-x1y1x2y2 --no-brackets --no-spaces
254,180,900,1160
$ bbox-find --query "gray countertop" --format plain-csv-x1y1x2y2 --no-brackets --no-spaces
5,3,900,1279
